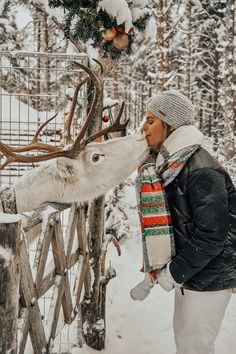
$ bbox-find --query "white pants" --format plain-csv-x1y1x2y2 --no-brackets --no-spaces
173,287,231,354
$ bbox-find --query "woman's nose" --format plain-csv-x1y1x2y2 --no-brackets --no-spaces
143,122,148,131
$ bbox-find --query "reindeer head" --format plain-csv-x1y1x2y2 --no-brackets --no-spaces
49,130,148,203
0,62,148,208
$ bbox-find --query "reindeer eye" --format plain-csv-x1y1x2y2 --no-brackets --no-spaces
92,153,100,162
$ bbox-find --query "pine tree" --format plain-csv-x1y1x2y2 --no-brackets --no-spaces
153,0,171,90
105,180,135,241
223,0,235,160
194,1,226,146
171,0,226,148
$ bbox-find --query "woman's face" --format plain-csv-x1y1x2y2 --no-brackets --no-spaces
142,111,166,149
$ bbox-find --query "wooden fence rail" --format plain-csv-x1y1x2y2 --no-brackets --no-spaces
0,202,90,354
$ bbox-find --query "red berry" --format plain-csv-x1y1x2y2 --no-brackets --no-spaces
102,115,110,122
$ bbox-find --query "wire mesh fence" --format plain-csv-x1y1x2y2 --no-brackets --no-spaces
0,51,89,353
0,51,88,185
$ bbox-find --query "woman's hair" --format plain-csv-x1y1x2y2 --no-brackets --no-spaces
162,121,174,141
152,121,174,153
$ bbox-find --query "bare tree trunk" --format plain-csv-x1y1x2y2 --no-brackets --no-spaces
113,61,119,116
186,1,192,98
155,0,170,90
224,0,235,160
33,8,42,114
80,76,111,350
110,62,124,136
0,215,21,354
81,196,106,350
43,13,52,110
212,47,220,152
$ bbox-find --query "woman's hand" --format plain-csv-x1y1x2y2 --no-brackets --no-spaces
157,263,180,292
130,273,158,301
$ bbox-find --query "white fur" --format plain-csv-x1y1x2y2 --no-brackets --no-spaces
9,131,148,213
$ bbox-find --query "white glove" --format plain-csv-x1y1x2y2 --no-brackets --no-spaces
130,273,157,301
158,263,178,292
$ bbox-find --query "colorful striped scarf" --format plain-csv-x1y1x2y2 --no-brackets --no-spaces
138,144,200,273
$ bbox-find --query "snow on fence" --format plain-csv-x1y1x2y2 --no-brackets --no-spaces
0,51,90,353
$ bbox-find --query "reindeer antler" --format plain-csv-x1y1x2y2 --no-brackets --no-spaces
63,77,89,144
82,102,129,146
0,62,128,170
1,113,59,154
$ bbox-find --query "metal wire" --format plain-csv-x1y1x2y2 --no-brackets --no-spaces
0,50,88,353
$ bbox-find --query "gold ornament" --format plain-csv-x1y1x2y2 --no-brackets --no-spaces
112,34,129,49
101,27,117,41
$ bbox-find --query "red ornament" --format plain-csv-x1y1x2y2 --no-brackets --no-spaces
102,114,110,123
116,26,134,35
116,26,126,35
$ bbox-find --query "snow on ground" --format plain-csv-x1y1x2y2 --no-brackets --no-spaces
76,237,236,354
77,184,236,354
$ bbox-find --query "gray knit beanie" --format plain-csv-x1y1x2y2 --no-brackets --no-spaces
146,90,195,129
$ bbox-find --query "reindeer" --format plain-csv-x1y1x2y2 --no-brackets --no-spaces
0,63,148,214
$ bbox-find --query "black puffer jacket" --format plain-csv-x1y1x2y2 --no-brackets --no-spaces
165,147,236,291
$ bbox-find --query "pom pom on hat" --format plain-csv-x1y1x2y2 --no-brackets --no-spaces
147,90,195,129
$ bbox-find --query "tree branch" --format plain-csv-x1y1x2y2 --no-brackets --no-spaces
30,1,86,53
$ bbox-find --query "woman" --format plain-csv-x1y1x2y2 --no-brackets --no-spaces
130,90,236,354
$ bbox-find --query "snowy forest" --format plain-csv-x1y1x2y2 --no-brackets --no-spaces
0,0,236,354
1,0,235,160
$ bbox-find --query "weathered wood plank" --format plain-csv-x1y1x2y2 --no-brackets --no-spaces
62,275,74,324
19,203,70,233
25,223,41,246
75,255,87,307
38,249,81,298
52,220,73,324
51,217,65,275
68,248,80,269
44,275,64,344
76,208,91,298
38,270,56,299
34,212,56,293
83,255,92,298
0,214,21,354
20,232,47,354
1,202,88,353
76,206,87,253
18,307,30,354
65,203,78,266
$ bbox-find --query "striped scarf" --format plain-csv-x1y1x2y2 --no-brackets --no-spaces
137,125,204,273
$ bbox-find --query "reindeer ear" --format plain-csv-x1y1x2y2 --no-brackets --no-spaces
56,157,79,182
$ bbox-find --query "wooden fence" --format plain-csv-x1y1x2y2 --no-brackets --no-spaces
0,202,90,354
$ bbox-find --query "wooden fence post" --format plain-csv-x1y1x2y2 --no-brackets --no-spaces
0,214,21,354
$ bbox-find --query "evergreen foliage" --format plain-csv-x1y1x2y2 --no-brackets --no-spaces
49,0,151,58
